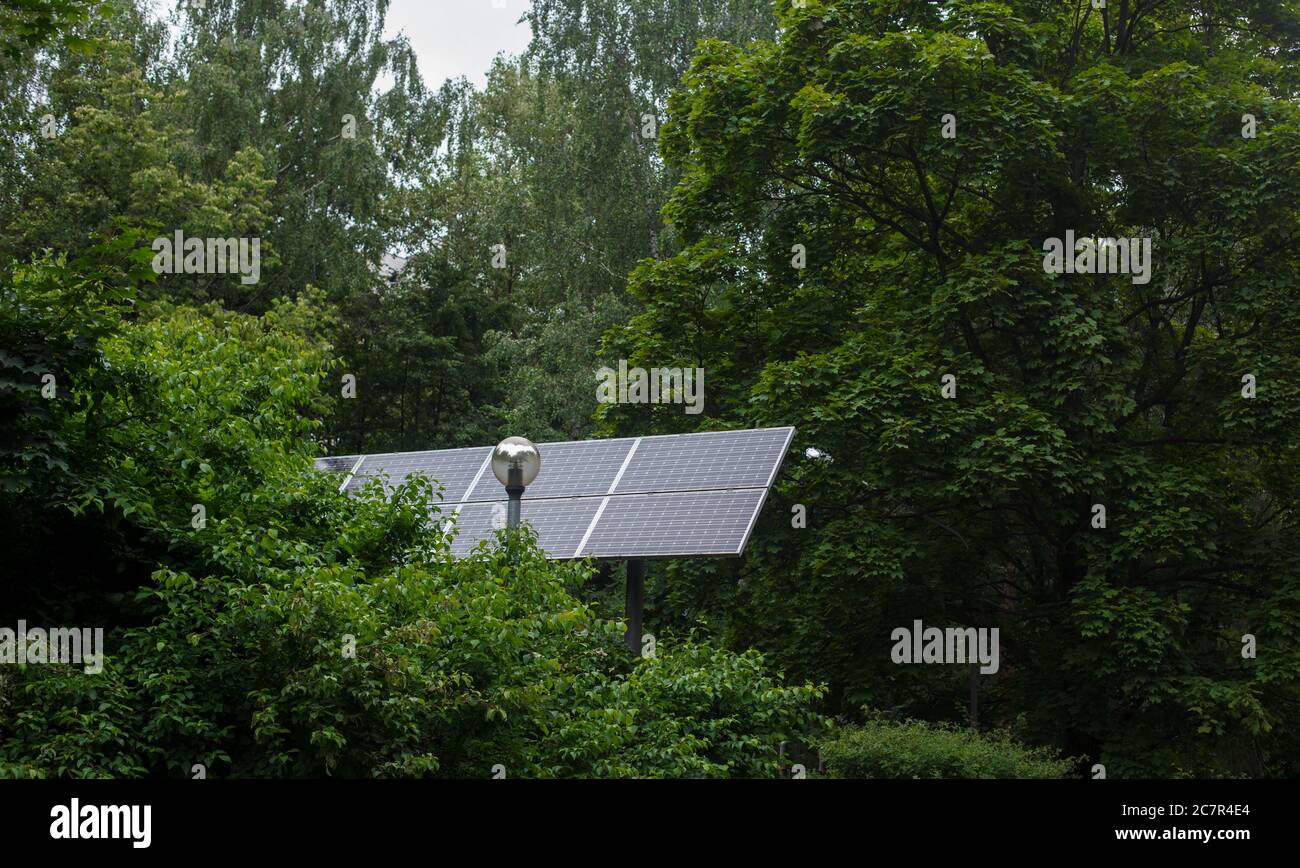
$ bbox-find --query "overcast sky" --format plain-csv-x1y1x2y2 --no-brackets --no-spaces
385,0,534,89
153,0,534,90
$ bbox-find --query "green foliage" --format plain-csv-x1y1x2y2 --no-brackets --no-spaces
3,532,823,778
482,290,636,442
0,0,104,58
0,293,823,778
7,0,1299,781
605,0,1300,776
818,715,1075,779
1,31,277,305
325,254,512,451
0,237,148,492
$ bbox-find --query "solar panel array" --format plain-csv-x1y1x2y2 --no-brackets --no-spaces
315,427,794,560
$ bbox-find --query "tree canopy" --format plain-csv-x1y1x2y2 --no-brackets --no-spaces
606,0,1300,776
2,0,1298,779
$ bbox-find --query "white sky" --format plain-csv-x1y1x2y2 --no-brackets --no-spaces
385,0,534,89
152,0,535,90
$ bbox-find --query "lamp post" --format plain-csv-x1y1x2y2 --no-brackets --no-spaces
491,436,541,530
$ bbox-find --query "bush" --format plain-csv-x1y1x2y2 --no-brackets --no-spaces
0,298,825,778
817,716,1076,779
1,499,825,778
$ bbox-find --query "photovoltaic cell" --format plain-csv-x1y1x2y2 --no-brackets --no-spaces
447,496,604,559
462,437,636,502
314,455,361,473
577,489,767,559
346,446,491,502
612,428,794,494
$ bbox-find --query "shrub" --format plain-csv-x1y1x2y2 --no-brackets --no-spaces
0,299,825,778
817,715,1075,779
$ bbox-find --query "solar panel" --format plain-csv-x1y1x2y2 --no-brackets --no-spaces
612,428,792,494
314,455,362,473
345,446,491,502
577,489,768,558
447,496,605,559
316,426,794,560
462,436,637,502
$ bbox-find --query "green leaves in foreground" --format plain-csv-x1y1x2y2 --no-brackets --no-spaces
0,300,823,778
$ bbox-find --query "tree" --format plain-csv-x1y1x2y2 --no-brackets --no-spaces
2,39,276,306
606,0,1300,777
166,0,436,312
359,2,782,448
0,0,104,58
0,238,146,498
327,252,512,452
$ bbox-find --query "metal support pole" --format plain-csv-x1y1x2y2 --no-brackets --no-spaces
506,465,523,529
969,661,979,730
625,559,646,655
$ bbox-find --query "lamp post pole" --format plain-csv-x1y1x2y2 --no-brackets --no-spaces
506,465,523,529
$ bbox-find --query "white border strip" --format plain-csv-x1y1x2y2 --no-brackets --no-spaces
453,447,495,516
339,456,366,494
741,426,795,555
572,497,610,558
607,436,641,494
735,486,771,557
574,437,641,556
